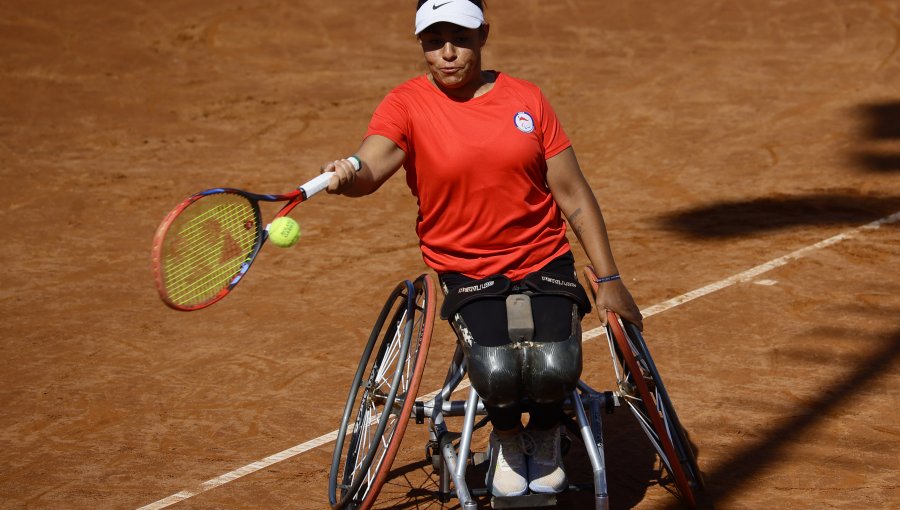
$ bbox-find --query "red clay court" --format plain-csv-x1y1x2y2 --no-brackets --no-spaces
1,1,899,509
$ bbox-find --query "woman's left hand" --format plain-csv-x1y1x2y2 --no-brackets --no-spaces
594,279,643,330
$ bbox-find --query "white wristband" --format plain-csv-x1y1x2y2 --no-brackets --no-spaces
346,155,361,171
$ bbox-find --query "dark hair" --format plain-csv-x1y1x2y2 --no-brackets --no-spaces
416,0,485,10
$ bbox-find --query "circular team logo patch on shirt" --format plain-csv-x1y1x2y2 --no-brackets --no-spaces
514,111,535,133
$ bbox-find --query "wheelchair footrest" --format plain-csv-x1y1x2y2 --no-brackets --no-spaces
491,493,557,509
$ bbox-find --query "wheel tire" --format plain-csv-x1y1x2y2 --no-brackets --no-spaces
328,275,435,510
606,313,703,507
623,319,704,491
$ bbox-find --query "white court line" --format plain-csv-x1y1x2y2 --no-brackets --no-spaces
138,210,900,510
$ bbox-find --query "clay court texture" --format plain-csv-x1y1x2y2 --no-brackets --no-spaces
1,1,899,509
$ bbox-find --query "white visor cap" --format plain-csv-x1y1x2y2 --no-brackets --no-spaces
415,0,484,35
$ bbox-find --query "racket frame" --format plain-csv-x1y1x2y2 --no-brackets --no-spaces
152,172,334,311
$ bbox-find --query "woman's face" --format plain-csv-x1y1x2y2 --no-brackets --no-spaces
418,22,489,97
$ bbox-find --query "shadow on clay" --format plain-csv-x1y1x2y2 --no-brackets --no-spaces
658,193,900,239
372,393,664,509
638,103,900,509
658,327,900,510
659,100,900,239
850,101,900,173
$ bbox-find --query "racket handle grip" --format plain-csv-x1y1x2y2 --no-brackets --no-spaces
299,172,335,199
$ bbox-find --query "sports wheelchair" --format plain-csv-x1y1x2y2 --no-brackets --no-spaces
327,268,703,510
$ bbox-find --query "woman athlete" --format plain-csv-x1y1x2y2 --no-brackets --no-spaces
321,0,643,498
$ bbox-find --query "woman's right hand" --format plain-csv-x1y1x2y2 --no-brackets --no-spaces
316,136,406,197
320,157,360,194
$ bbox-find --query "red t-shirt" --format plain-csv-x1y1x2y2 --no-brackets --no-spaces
365,72,572,280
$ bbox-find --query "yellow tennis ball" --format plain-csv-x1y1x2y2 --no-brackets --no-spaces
268,216,301,248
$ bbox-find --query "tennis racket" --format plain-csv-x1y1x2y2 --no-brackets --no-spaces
151,172,336,311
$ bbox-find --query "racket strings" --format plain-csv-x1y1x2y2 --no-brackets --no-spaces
161,194,259,306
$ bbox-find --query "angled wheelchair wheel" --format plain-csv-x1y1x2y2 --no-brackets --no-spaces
582,266,702,507
328,274,435,510
606,312,703,506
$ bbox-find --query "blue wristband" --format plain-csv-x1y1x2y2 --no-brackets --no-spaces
593,273,621,284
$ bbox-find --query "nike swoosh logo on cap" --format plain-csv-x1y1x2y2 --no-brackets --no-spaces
433,1,452,9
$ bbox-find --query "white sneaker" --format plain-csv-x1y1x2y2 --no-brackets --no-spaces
524,426,567,493
486,430,528,497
